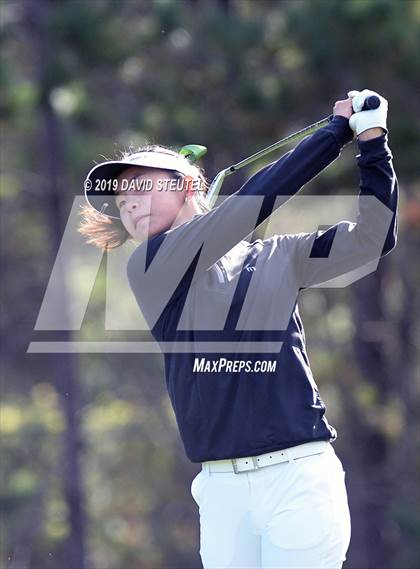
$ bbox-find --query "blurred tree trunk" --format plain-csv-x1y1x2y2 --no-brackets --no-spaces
345,264,394,569
217,0,231,14
345,242,417,569
386,211,419,568
25,1,87,568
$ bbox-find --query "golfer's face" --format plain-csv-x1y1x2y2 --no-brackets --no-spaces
115,167,186,240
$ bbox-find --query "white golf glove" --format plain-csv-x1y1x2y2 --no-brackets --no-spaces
347,89,388,136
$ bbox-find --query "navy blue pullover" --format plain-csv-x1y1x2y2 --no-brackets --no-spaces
127,115,398,463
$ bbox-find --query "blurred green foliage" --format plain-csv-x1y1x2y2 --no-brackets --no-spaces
1,0,419,568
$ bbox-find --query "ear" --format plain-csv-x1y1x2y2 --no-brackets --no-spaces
183,176,194,202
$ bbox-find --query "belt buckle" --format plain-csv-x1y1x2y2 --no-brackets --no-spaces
232,456,259,474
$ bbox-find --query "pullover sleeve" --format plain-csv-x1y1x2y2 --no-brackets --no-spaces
127,115,355,315
292,132,398,289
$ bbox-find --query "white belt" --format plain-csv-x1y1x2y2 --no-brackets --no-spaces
202,441,330,474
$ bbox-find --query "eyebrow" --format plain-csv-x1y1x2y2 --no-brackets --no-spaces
128,172,147,183
115,173,146,195
116,170,175,199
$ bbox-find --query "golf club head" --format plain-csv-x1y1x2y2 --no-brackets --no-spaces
179,144,207,164
206,170,228,208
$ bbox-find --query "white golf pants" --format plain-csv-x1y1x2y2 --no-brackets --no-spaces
190,442,351,568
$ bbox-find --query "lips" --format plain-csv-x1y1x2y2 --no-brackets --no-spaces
134,214,150,228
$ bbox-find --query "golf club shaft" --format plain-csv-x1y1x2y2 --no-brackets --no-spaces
206,115,331,208
229,116,331,174
206,94,380,208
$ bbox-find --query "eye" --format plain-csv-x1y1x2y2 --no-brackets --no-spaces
117,199,126,209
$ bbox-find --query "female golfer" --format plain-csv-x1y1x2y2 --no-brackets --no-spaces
80,89,397,568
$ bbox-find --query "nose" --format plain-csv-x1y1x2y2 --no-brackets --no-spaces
126,197,142,213
125,195,148,222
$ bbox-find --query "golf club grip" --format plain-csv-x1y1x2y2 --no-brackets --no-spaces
361,95,380,111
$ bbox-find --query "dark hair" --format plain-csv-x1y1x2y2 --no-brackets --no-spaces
78,144,211,250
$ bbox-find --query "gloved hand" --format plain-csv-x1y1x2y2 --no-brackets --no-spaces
347,89,388,136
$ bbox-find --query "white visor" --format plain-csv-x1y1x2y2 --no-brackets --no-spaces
83,150,199,219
